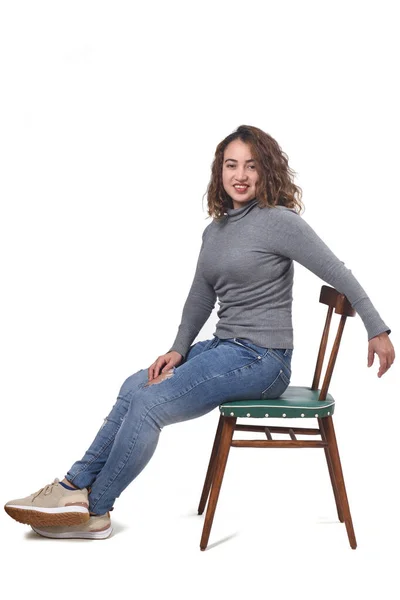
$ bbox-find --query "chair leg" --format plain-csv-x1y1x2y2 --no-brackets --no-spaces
198,414,224,515
321,416,357,549
200,416,236,551
318,417,344,523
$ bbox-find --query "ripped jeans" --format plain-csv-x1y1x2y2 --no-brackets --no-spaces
66,336,293,515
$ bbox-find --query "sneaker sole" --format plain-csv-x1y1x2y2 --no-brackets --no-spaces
4,505,90,527
32,525,113,540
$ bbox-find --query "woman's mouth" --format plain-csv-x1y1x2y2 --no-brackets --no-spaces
233,184,249,194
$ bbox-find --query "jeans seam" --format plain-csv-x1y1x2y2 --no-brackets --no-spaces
68,425,122,481
90,413,148,511
261,369,290,398
268,349,291,373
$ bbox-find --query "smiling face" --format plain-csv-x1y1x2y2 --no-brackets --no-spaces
222,139,259,209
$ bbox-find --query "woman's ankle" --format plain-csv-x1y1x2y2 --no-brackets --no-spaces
62,477,78,489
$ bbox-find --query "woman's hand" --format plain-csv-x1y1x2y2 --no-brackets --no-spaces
148,351,183,382
368,332,395,378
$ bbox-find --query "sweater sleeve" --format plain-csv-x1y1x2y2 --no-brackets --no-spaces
168,225,217,359
267,207,391,341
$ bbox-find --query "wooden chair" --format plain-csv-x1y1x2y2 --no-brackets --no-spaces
198,285,357,551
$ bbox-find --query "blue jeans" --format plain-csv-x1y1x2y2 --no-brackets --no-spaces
66,336,293,515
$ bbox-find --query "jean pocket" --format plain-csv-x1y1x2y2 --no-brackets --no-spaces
261,368,291,399
230,338,266,358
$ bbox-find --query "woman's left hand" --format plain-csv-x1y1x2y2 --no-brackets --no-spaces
367,332,395,377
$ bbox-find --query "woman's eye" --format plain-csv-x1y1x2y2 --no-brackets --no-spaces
225,163,255,170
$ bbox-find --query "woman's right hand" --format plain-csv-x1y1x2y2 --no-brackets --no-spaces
148,351,183,382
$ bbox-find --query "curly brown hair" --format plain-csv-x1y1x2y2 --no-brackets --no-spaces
204,125,304,221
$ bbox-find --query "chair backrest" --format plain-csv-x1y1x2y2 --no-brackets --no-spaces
311,285,356,401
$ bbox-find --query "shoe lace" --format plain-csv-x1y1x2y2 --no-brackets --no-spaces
31,478,60,501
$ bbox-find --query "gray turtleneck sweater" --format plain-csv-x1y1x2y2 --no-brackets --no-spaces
169,198,390,359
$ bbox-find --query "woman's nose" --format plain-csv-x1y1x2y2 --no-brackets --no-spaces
235,168,248,181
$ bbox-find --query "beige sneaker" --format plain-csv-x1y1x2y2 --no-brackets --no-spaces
32,512,112,539
4,478,89,527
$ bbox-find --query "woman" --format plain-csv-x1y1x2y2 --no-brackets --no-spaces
4,125,395,539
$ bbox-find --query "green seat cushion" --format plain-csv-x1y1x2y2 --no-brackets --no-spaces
220,386,335,419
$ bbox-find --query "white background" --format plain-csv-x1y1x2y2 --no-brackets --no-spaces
1,1,399,598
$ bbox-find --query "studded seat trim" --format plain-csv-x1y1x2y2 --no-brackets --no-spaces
219,386,335,418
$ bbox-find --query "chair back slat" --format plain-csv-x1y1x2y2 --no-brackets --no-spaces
311,306,333,391
319,315,347,401
311,286,356,401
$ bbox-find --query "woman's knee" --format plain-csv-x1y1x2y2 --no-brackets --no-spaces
118,368,147,398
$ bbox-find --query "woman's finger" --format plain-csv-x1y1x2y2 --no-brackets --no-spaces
153,358,165,379
148,361,157,381
378,354,388,377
